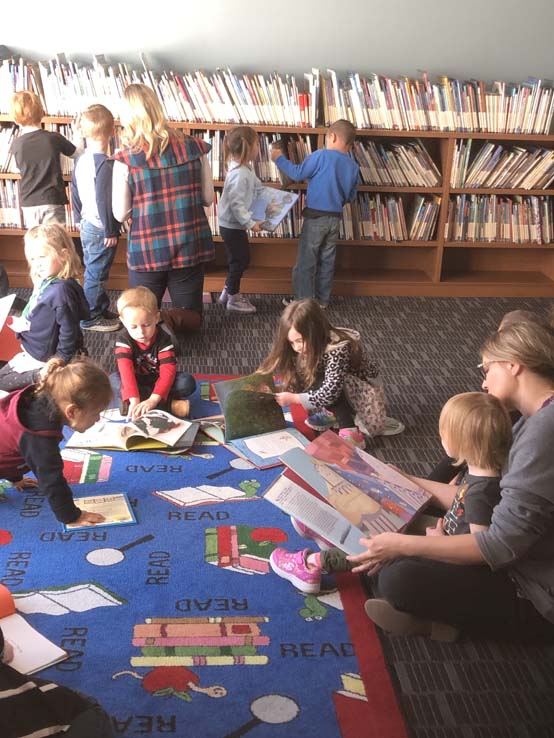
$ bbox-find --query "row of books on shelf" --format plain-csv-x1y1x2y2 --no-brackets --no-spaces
1,54,554,133
450,139,554,190
445,194,554,243
353,138,441,187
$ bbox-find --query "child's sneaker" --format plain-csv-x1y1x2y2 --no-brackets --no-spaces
380,417,405,436
269,548,322,594
217,286,228,305
290,517,333,550
339,427,365,448
81,311,120,332
227,294,256,313
304,409,338,431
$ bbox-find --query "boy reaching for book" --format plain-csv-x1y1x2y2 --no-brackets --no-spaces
269,392,512,595
111,286,196,420
270,119,359,308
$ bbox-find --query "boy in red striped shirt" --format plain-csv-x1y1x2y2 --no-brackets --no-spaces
111,287,195,419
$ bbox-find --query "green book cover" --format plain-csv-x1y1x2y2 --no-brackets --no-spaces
83,453,102,484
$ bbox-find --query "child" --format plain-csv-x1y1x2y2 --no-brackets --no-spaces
0,225,89,392
258,298,402,448
217,126,265,314
0,357,112,526
9,90,81,227
270,119,359,308
111,286,196,420
270,391,512,594
70,104,121,332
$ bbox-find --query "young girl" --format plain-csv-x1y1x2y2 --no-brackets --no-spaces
0,224,89,392
217,126,265,314
258,298,402,447
0,357,112,526
270,391,512,596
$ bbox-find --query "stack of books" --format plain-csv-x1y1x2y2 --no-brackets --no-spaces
354,139,441,187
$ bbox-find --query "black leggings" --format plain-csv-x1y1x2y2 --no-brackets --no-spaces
220,226,250,295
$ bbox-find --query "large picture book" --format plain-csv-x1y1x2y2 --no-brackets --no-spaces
66,410,199,454
203,373,308,469
251,187,299,232
0,584,68,674
263,430,431,555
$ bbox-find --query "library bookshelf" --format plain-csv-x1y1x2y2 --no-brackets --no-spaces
2,117,554,298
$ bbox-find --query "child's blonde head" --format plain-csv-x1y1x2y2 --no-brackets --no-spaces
24,225,82,280
223,126,258,167
120,83,171,159
328,119,357,148
80,104,114,141
438,392,512,472
35,357,112,414
10,90,44,126
117,286,159,318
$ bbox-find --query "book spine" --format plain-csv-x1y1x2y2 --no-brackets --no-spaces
130,655,269,666
133,635,269,647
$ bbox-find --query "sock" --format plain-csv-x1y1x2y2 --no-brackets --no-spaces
307,552,323,570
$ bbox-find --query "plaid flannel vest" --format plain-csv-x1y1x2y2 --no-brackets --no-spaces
114,135,214,271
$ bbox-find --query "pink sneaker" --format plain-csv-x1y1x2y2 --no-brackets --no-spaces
290,517,333,551
269,548,322,594
339,427,365,448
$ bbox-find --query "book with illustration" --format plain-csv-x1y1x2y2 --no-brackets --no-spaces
63,493,137,531
0,584,68,674
250,187,299,232
263,430,431,555
66,410,199,453
203,372,308,469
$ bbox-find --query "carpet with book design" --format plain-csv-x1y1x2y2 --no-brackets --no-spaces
0,377,407,738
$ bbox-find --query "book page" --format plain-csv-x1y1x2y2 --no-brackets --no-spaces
250,187,299,232
1,612,68,674
243,429,306,460
64,493,136,530
0,293,15,331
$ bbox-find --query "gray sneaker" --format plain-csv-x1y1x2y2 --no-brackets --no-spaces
227,294,256,313
217,286,228,305
82,313,121,332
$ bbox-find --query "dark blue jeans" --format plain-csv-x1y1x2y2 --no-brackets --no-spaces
129,264,205,314
293,215,341,305
80,221,117,326
109,371,196,411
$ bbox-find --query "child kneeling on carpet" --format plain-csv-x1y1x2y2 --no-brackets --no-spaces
258,298,403,448
111,286,196,421
270,392,512,596
0,357,113,527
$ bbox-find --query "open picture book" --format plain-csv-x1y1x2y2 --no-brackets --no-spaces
0,584,68,674
251,187,299,232
202,373,308,469
66,410,199,453
263,430,431,555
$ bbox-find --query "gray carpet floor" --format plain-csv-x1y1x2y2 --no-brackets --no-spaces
16,289,554,737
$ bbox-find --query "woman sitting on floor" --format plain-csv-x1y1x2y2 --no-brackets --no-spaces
350,316,554,643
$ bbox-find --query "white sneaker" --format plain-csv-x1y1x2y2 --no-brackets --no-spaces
380,417,405,436
218,286,228,305
226,294,256,313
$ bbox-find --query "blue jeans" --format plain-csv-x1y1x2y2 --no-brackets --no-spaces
80,221,117,325
293,216,341,305
109,371,196,411
129,264,205,314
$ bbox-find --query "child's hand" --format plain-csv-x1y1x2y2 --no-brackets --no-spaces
72,511,106,527
269,145,283,162
251,221,264,233
426,518,445,536
130,396,159,420
274,391,299,407
104,237,118,248
12,477,39,492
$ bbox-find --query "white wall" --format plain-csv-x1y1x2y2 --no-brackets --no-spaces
4,0,554,82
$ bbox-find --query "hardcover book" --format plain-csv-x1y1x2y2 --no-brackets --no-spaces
63,493,137,531
250,187,299,232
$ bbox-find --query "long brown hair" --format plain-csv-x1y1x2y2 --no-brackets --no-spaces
35,357,112,415
223,126,258,167
258,299,361,390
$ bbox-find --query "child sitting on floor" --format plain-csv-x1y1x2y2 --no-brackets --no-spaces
111,286,196,420
257,298,403,448
270,391,512,593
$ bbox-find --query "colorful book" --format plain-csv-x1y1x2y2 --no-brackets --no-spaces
63,493,137,531
249,187,299,231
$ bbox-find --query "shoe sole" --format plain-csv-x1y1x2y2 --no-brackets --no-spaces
290,518,332,551
226,306,256,313
269,551,321,594
81,324,120,332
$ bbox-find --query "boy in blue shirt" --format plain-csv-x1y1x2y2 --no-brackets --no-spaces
270,119,359,308
71,104,121,332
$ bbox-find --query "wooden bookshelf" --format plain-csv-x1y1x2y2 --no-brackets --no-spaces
2,116,554,297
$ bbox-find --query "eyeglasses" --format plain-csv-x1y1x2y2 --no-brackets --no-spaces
477,360,500,380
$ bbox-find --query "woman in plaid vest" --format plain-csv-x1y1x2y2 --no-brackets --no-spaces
113,84,215,332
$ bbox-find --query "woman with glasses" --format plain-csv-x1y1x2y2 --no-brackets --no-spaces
350,317,554,643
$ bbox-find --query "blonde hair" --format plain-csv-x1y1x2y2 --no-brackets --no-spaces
117,286,159,317
482,321,554,381
120,84,172,159
328,119,357,147
439,392,512,472
80,104,114,141
24,225,82,281
35,357,112,413
258,298,362,391
10,90,44,126
223,126,258,167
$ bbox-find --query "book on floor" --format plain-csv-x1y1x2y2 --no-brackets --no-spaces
202,373,308,469
263,430,431,555
0,584,68,674
250,186,299,232
66,409,199,453
63,493,137,531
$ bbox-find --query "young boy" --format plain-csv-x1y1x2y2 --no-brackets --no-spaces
111,286,196,420
9,90,81,227
270,119,359,308
70,104,121,332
